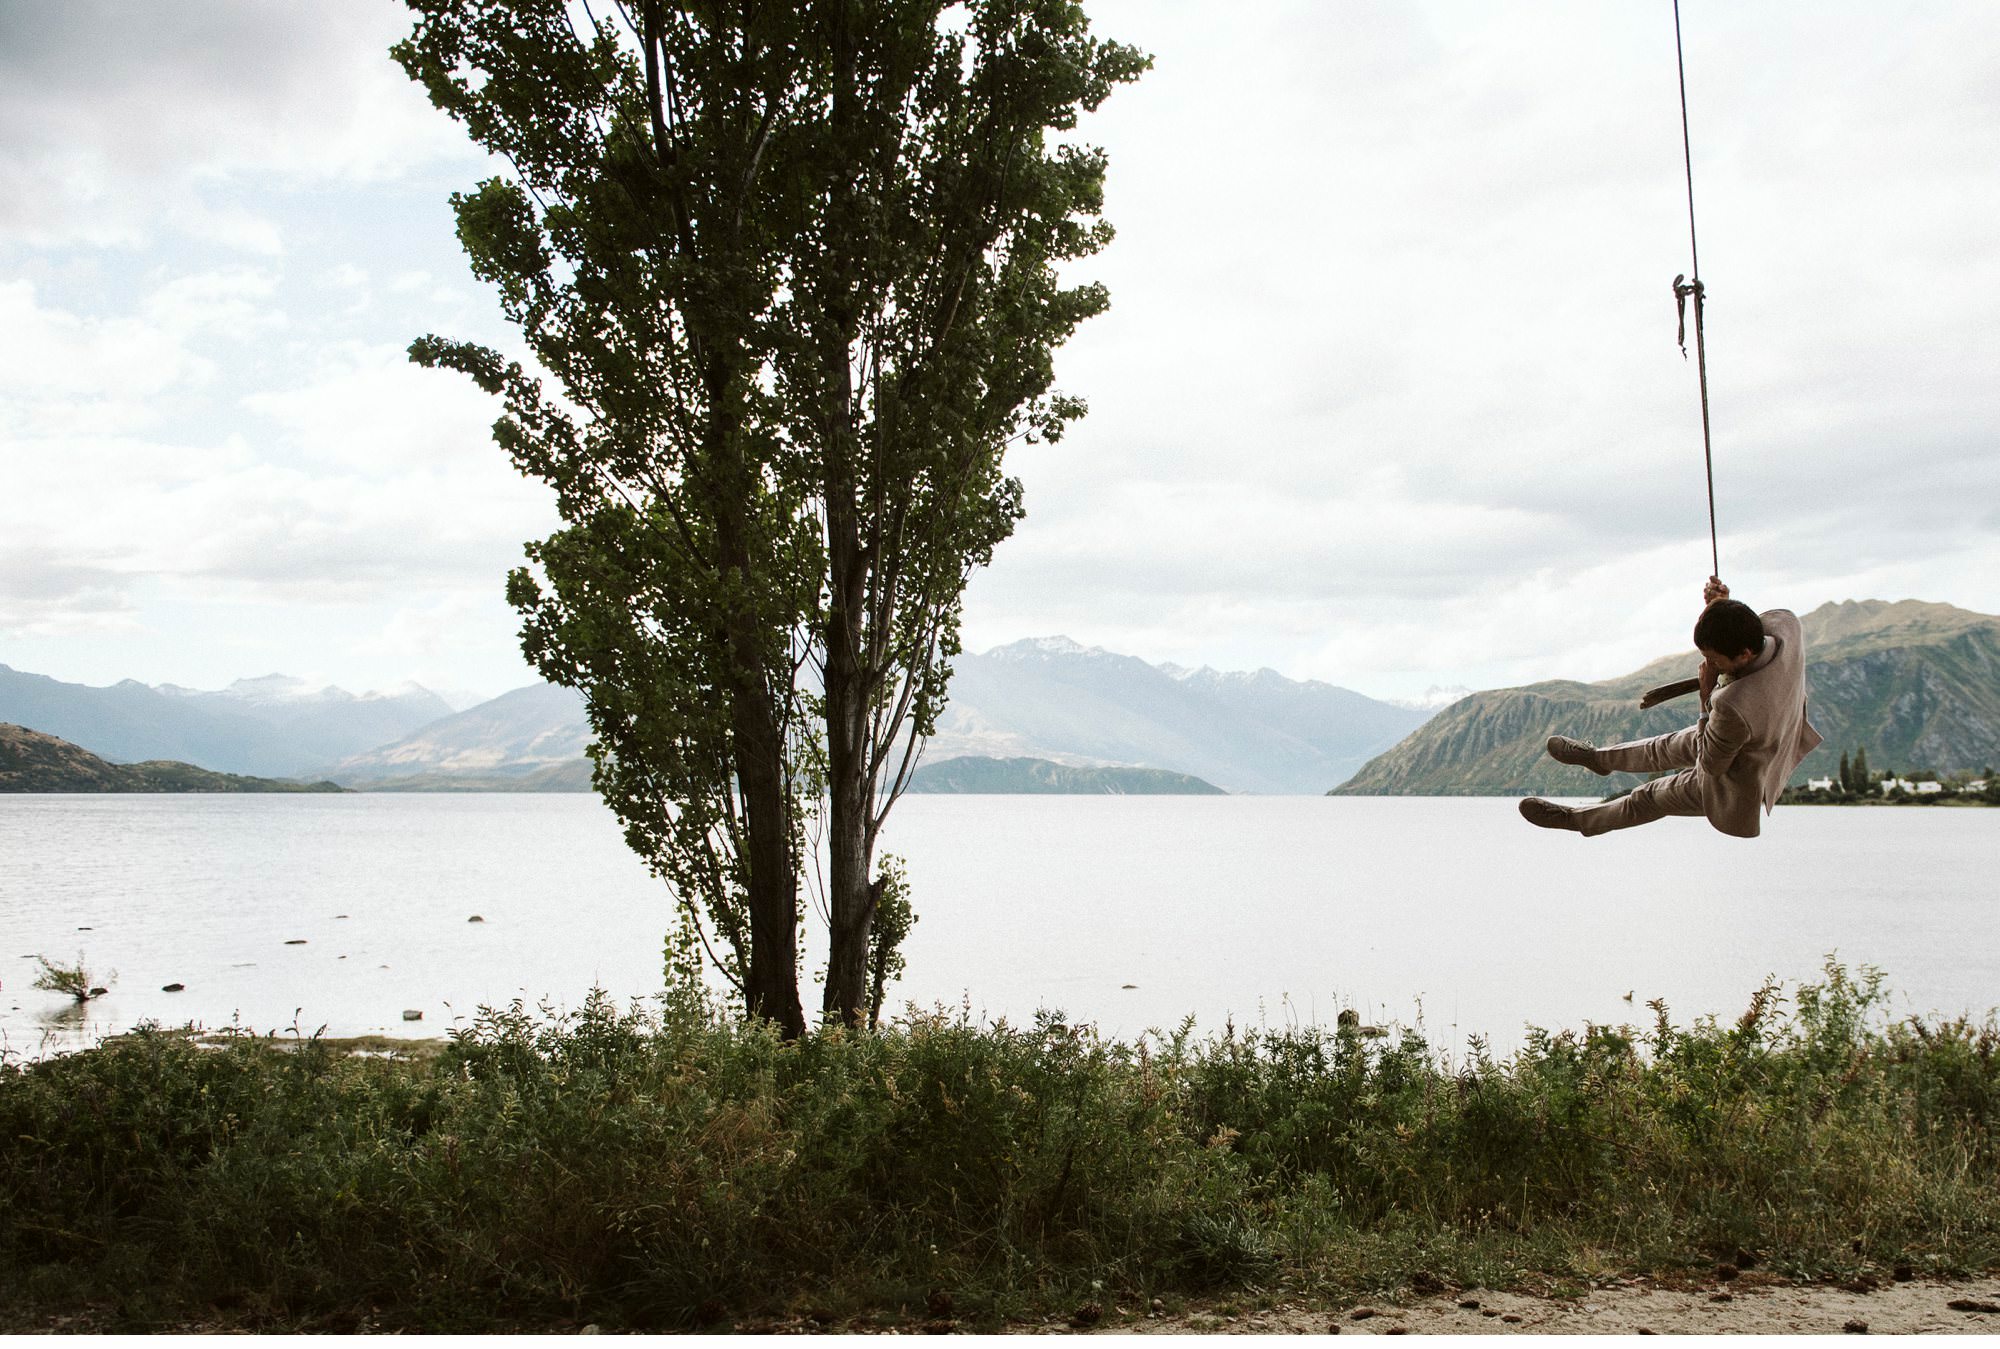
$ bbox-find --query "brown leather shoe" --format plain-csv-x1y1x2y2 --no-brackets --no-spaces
1546,735,1610,776
1519,797,1579,830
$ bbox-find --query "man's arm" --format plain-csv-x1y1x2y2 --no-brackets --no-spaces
1698,700,1751,778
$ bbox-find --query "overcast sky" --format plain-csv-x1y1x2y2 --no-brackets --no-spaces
2,1,1995,704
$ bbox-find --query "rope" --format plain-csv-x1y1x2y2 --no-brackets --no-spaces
1672,0,1720,579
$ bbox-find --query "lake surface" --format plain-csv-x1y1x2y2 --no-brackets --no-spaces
2,794,1995,1060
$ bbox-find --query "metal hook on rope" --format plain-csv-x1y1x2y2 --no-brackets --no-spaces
1672,273,1704,358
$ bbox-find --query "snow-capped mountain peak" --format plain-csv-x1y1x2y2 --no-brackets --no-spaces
224,674,348,705
987,635,1100,661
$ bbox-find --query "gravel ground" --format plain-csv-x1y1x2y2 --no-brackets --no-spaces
1089,1275,2000,1337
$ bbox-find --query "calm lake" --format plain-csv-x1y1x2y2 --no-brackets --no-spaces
3,794,1995,1060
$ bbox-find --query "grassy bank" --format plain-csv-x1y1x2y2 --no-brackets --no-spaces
4,963,1998,1331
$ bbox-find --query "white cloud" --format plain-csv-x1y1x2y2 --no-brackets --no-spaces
947,0,2000,693
239,342,513,475
140,267,284,338
360,589,528,700
0,279,551,643
1,425,551,625
0,279,216,434
4,0,1996,700
0,0,478,251
0,547,140,637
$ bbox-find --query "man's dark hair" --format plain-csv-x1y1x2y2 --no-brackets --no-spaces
1694,599,1764,658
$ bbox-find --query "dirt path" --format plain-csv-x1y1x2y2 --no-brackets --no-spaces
1096,1275,2000,1336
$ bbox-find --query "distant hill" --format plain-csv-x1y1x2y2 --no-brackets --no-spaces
5,639,1429,795
0,724,343,793
324,683,593,789
343,761,597,793
0,666,452,778
332,641,1429,793
925,638,1432,793
904,755,1225,795
1334,600,2000,796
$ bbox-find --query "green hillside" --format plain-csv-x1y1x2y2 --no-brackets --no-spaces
1334,600,2000,796
0,723,344,793
348,760,596,792
906,755,1225,795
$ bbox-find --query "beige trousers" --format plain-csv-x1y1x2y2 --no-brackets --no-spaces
1570,725,1707,837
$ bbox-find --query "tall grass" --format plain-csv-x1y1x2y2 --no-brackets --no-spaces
3,961,1997,1330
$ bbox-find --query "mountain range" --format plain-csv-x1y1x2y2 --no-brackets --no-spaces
322,639,1427,793
0,665,452,779
1,642,1427,794
922,637,1433,793
10,600,1991,796
1334,599,2000,796
323,683,595,790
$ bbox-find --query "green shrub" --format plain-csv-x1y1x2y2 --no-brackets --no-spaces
3,962,1998,1330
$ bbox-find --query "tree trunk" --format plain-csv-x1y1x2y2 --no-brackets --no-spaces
707,376,807,1040
815,9,879,1029
733,682,807,1039
821,640,874,1025
820,384,876,1027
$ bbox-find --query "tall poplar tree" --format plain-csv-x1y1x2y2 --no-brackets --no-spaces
395,0,1142,1033
778,6,1146,1025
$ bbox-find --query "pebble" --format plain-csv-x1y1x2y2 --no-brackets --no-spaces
468,915,485,923
284,939,307,945
1500,1314,1523,1324
1350,1308,1377,1320
1120,982,1136,989
161,983,185,993
1458,1299,1481,1310
402,1009,424,1021
1843,1319,1868,1334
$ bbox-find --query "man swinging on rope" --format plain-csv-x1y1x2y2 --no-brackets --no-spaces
1518,578,1822,839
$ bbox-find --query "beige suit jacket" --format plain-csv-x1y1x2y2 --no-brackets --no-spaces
1695,608,1823,838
